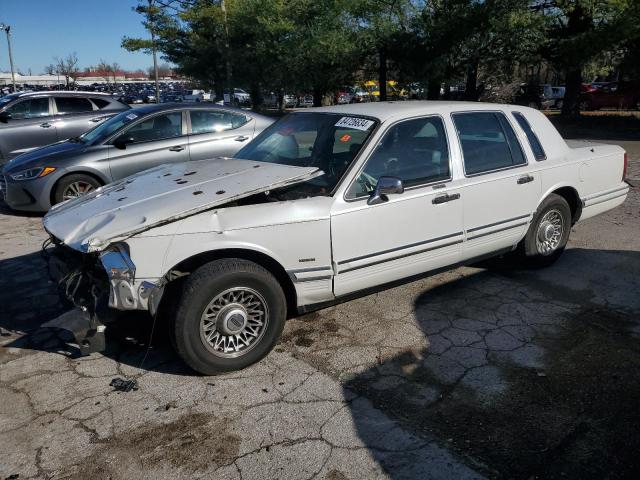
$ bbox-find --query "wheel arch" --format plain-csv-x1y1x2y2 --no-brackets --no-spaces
163,248,298,317
538,184,582,224
49,169,108,205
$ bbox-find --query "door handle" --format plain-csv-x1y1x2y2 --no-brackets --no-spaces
169,145,185,152
432,193,461,204
40,123,52,128
234,135,249,142
517,175,534,184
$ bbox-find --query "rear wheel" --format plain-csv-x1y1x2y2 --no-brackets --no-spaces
53,173,101,205
520,194,571,268
173,259,286,375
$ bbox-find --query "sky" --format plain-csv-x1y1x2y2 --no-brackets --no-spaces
0,0,156,75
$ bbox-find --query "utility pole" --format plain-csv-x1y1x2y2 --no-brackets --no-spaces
0,24,16,93
221,0,234,106
138,0,161,103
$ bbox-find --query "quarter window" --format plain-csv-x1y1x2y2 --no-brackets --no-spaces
453,112,526,175
348,116,450,199
55,97,95,114
91,98,110,109
512,112,546,160
123,112,182,143
5,97,49,119
190,110,247,134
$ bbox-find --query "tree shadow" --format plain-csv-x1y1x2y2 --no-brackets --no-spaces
341,248,640,479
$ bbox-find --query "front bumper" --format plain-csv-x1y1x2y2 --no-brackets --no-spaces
47,239,164,316
0,172,53,212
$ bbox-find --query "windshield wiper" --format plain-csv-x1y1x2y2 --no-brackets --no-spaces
68,136,84,143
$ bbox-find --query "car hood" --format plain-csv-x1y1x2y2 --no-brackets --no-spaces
43,158,322,252
2,140,88,174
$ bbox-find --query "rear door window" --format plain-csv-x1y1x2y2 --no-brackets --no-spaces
189,110,247,134
512,112,546,161
124,112,183,143
453,112,526,175
5,97,50,119
55,97,95,114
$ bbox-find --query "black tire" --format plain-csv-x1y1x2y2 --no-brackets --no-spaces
173,259,286,375
520,193,572,268
53,173,101,205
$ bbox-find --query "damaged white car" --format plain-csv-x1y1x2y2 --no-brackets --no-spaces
43,102,630,374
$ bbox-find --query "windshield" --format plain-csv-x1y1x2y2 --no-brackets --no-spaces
235,112,377,193
79,110,142,145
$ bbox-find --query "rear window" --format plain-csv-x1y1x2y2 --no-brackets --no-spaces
55,97,94,114
190,110,247,134
453,112,526,175
512,112,546,160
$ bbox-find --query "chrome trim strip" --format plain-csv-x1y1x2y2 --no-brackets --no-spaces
583,191,628,208
339,239,463,274
467,214,531,233
581,185,629,202
288,266,333,274
337,231,464,265
467,221,529,240
294,275,333,283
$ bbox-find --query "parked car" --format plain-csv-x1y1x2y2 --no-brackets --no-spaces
579,81,640,111
514,84,554,109
223,88,252,107
283,93,298,108
41,101,629,374
550,86,565,109
0,104,274,211
298,94,314,107
0,91,129,163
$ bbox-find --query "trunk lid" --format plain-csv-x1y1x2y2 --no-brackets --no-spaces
43,158,321,252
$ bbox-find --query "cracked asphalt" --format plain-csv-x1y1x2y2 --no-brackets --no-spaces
1,137,639,480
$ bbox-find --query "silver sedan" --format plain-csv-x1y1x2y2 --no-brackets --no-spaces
0,104,274,212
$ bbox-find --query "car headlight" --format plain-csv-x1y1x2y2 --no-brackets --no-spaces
10,166,56,181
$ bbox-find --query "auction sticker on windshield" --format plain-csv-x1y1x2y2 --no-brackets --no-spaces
126,113,138,120
335,117,375,131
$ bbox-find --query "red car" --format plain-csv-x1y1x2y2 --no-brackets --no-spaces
579,81,640,110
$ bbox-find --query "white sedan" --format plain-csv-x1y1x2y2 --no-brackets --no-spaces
43,101,630,374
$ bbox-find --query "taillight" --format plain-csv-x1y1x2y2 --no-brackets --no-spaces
623,152,628,181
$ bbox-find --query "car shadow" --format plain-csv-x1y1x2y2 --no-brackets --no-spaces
0,199,45,218
337,248,640,479
0,249,190,376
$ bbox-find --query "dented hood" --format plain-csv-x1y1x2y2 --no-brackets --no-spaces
43,158,321,252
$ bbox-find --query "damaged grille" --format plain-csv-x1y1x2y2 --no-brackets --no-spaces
45,235,109,311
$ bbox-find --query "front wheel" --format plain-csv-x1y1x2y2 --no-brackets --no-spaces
520,194,571,268
53,173,101,205
173,259,286,375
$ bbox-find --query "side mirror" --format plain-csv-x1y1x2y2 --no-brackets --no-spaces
367,176,404,205
113,135,135,150
0,111,12,123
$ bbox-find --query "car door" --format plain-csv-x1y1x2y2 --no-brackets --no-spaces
0,96,56,159
52,96,104,141
187,109,254,161
108,110,189,180
331,115,464,297
452,111,541,261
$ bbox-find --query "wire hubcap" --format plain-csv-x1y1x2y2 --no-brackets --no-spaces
62,181,95,200
200,287,268,358
536,209,564,255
